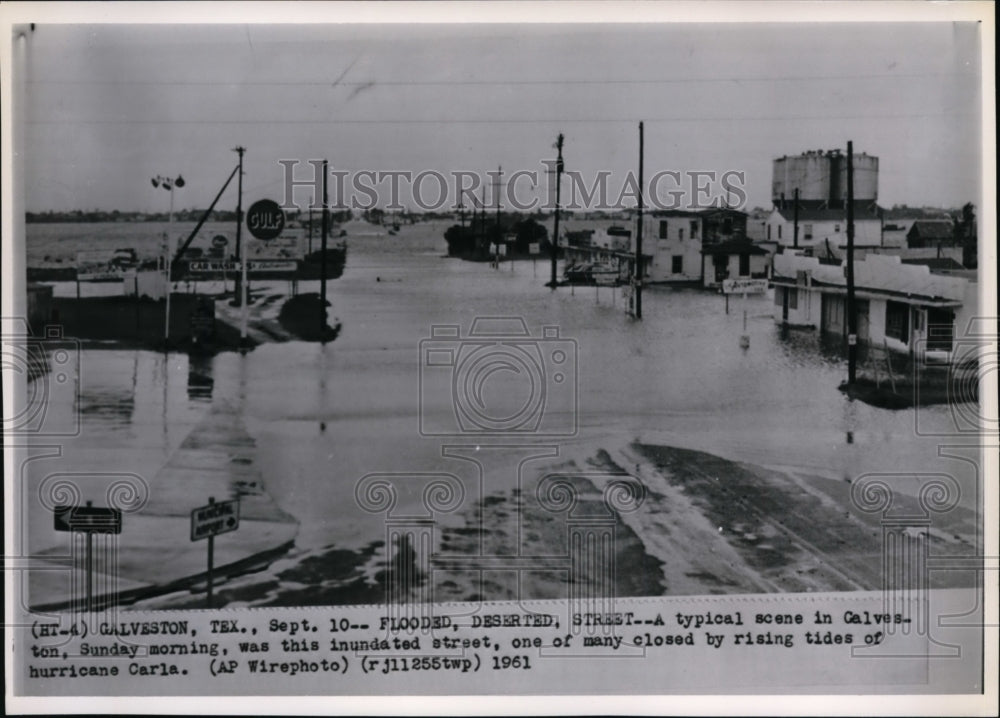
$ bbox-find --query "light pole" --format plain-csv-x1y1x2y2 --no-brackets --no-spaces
152,174,185,346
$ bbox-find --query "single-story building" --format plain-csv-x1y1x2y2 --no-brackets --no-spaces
771,252,978,363
906,219,955,249
701,240,769,288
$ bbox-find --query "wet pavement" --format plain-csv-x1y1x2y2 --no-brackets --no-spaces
24,221,983,608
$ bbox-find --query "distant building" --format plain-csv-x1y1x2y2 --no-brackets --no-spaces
767,148,884,249
906,219,955,248
560,208,748,285
701,240,769,288
766,199,883,250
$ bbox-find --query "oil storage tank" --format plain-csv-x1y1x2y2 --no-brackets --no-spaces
772,149,878,205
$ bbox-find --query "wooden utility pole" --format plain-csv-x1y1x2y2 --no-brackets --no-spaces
495,166,502,269
792,187,800,249
321,158,329,342
308,206,313,255
480,186,487,257
550,133,564,288
846,141,857,385
234,147,246,307
634,121,644,319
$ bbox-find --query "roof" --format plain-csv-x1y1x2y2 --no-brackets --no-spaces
647,209,699,218
907,220,954,240
772,252,973,304
773,199,882,222
701,240,768,256
696,207,748,217
901,257,966,271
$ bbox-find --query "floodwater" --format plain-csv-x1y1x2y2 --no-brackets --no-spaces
24,221,982,604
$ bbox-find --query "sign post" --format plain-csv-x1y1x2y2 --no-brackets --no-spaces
190,496,240,608
722,279,767,349
53,501,123,612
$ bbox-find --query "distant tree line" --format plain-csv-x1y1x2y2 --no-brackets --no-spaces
26,209,240,224
445,216,550,260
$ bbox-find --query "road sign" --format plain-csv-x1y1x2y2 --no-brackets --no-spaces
190,498,240,541
53,504,122,534
722,278,768,295
211,234,229,249
246,199,285,241
528,242,540,255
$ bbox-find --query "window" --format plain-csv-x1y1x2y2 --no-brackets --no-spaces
885,301,910,344
739,253,750,276
926,308,955,352
672,255,684,274
778,225,783,240
659,220,668,239
778,287,799,309
690,221,699,239
834,224,841,233
767,224,772,240
678,228,684,241
722,218,733,234
803,223,813,240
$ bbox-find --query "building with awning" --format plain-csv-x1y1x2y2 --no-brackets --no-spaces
771,252,978,364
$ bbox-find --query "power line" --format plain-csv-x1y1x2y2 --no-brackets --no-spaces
26,111,976,126
23,71,975,87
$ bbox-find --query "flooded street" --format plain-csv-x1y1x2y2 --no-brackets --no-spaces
27,223,980,606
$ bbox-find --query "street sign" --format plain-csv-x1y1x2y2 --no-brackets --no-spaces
246,199,285,241
528,242,540,255
53,504,122,534
722,278,768,295
190,498,240,541
211,234,229,249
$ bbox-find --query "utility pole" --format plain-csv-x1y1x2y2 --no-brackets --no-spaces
550,133,564,288
634,121,644,319
480,186,487,258
321,158,329,342
792,187,800,249
233,145,246,304
308,205,313,255
495,166,502,269
846,140,857,385
232,146,249,344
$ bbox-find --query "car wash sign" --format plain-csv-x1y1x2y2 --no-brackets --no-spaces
246,199,285,241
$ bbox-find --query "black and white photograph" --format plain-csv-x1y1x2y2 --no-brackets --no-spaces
2,1,996,713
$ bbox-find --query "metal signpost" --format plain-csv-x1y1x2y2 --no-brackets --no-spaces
53,501,123,612
190,496,240,608
722,278,768,349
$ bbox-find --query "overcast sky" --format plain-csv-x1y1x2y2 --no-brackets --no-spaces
20,22,982,213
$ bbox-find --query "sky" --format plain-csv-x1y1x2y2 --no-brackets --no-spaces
18,21,983,213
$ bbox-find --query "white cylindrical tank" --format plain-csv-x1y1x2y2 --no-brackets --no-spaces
772,151,834,202
831,152,878,201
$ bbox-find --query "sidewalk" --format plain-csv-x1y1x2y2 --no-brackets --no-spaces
29,398,298,611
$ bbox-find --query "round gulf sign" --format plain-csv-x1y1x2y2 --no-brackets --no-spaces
211,235,228,248
246,199,285,241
